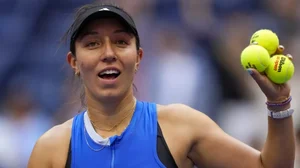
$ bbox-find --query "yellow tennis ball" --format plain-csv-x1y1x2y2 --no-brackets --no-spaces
241,45,270,72
265,55,294,84
250,29,279,55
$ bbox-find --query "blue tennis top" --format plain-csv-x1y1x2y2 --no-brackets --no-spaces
70,100,166,168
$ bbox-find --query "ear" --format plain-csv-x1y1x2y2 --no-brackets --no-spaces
67,52,79,73
135,48,143,70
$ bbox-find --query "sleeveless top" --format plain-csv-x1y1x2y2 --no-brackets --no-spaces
67,100,178,168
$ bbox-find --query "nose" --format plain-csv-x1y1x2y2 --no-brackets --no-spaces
102,40,117,63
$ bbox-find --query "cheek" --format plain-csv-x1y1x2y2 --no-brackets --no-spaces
77,53,99,73
79,62,92,73
122,54,137,72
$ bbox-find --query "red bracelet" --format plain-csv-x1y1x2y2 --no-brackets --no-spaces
266,96,292,106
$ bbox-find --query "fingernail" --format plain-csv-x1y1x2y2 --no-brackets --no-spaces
247,69,253,75
279,45,284,50
287,54,293,60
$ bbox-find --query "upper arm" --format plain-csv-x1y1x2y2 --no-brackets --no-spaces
28,121,71,168
182,105,263,168
27,133,53,168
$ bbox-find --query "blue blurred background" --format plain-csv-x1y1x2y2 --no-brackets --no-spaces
0,0,300,167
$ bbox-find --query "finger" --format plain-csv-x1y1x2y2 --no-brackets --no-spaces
247,68,270,92
274,45,285,55
286,54,293,61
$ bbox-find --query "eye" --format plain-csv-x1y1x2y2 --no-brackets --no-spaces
116,40,128,45
86,42,100,49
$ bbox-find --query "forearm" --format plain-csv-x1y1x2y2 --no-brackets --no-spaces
260,104,295,168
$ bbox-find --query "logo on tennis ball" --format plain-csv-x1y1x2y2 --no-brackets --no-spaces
245,62,257,69
273,56,286,72
250,34,259,44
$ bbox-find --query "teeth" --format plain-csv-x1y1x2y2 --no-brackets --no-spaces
100,69,120,75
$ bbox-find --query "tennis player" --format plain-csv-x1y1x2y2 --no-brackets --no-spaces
28,2,295,168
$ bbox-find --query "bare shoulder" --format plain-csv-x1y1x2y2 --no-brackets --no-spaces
156,104,220,167
42,119,72,144
37,119,73,149
157,103,214,125
47,119,73,138
28,119,73,168
157,103,221,139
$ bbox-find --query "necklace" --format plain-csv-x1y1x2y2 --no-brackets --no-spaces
84,99,137,152
89,99,137,132
83,126,109,152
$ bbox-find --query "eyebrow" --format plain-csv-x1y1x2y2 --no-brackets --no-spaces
79,29,133,40
113,29,133,36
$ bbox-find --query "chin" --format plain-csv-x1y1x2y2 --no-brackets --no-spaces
96,87,130,102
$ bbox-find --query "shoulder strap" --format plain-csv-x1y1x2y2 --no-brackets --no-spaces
65,140,71,168
156,122,178,168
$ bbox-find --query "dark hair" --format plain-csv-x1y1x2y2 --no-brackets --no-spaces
62,2,140,56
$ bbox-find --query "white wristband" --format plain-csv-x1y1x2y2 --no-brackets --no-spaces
268,108,294,119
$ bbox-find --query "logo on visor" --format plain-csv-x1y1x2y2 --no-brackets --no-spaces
99,8,110,11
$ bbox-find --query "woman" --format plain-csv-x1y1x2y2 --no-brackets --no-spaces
28,2,295,168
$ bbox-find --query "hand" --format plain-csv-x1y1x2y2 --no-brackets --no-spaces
247,45,293,102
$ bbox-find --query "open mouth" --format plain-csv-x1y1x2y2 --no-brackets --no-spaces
98,69,121,80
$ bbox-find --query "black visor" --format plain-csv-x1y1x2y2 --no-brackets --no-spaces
70,5,139,52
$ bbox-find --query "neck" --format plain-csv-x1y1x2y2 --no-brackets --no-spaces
85,88,136,129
